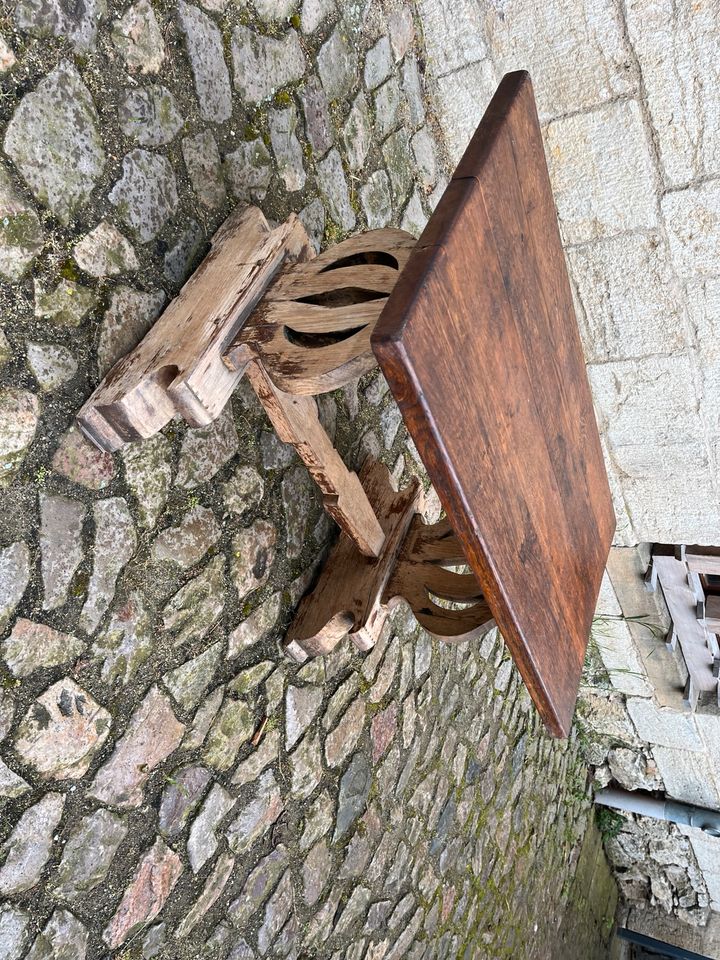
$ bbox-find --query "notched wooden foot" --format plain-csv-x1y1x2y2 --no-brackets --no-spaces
76,206,313,452
285,461,495,663
285,458,422,662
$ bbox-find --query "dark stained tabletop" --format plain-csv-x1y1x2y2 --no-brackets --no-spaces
371,71,616,737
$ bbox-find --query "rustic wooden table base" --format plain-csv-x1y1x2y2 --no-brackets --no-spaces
285,458,495,662
76,207,475,659
77,72,615,737
76,206,491,660
77,206,415,560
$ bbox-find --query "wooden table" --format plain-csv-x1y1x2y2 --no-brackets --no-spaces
372,71,615,736
76,71,614,738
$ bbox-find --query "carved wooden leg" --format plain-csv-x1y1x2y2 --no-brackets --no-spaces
384,516,495,642
224,228,417,395
284,461,495,663
76,208,416,560
224,228,417,557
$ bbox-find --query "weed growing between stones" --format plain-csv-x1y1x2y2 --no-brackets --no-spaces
596,806,625,841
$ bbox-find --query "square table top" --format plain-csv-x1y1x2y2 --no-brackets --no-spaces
372,71,616,737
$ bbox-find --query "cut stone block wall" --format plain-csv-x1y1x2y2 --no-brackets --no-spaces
420,0,720,547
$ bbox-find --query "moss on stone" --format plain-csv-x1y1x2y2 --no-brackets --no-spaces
273,88,293,107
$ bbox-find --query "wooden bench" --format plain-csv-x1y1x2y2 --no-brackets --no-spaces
648,545,720,708
77,72,615,737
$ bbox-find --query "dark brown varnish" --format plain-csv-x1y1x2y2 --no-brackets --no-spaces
372,71,615,737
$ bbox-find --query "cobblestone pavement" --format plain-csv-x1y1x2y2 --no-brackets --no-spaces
0,1,615,958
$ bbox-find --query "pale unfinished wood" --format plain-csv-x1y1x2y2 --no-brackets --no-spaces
284,461,494,662
77,206,313,452
654,554,719,711
76,210,415,560
224,229,415,395
244,360,385,558
285,459,422,661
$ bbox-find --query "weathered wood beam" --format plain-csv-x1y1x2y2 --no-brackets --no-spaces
244,361,385,558
76,206,312,452
76,209,416,560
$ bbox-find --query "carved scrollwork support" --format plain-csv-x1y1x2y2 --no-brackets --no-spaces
224,228,416,395
285,460,494,663
384,517,495,641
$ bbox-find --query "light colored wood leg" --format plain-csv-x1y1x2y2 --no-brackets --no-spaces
76,206,313,452
75,209,416,561
223,228,417,558
285,459,422,661
244,361,385,558
285,464,495,663
384,516,496,643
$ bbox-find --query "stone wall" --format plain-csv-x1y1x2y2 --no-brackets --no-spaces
579,552,720,930
417,0,720,548
626,903,720,960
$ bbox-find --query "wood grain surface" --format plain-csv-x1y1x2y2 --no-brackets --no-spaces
372,71,615,737
224,229,416,395
244,361,385,558
76,206,312,451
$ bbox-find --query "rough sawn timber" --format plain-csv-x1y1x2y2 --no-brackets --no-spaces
244,361,385,558
75,213,413,558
